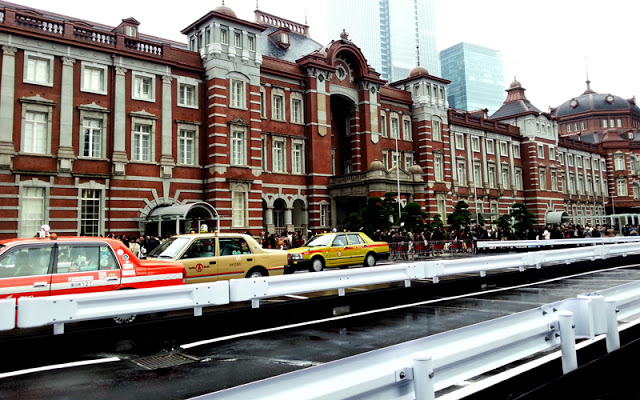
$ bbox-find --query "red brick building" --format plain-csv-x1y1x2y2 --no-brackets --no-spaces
0,3,627,239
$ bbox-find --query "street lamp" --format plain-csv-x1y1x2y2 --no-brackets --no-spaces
395,135,401,224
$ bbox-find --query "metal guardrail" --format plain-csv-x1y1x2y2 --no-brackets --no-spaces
4,242,640,333
476,236,640,249
16,282,230,334
191,281,640,400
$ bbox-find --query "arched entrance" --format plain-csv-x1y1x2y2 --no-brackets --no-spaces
330,94,356,176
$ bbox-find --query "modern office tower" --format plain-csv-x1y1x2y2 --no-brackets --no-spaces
440,42,505,114
326,0,440,82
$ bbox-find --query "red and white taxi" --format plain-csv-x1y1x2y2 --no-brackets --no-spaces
0,235,186,300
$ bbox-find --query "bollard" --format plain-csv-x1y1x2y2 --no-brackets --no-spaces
558,311,577,374
413,356,435,400
605,299,620,352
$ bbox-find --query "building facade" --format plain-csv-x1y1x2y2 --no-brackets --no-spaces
0,2,629,240
440,42,505,115
325,0,440,82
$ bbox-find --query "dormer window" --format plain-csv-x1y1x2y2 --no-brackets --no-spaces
125,25,137,38
269,30,290,49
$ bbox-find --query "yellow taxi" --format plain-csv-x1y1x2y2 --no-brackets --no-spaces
287,232,390,272
146,233,288,283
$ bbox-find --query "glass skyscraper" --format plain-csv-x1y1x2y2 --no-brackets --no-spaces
326,0,439,82
439,42,505,115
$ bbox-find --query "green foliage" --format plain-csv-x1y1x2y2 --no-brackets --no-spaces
401,202,426,232
447,201,471,231
345,212,363,232
510,202,536,239
430,213,444,230
383,192,401,225
360,196,390,234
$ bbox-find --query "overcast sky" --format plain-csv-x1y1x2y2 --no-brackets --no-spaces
21,0,640,112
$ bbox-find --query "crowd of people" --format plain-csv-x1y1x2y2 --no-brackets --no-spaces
105,233,165,259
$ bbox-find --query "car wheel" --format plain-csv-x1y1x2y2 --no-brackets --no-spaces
309,257,324,272
364,253,377,267
246,268,266,278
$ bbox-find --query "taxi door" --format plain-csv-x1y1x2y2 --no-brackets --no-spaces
0,245,54,300
50,244,122,296
217,237,254,279
346,233,367,263
180,238,220,283
326,234,349,267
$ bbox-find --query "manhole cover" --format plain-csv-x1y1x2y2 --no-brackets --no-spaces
132,353,199,370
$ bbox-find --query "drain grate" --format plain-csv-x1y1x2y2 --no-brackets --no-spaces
131,353,199,370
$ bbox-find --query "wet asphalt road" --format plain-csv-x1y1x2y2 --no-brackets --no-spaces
2,258,640,399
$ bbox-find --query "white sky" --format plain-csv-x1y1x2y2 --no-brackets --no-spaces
21,0,640,112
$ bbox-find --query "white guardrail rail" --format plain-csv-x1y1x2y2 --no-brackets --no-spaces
194,281,640,400
2,240,640,334
476,236,640,249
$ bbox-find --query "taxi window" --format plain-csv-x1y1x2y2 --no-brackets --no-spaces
0,246,52,278
332,235,347,247
347,234,364,245
219,238,251,256
182,239,215,259
56,245,118,273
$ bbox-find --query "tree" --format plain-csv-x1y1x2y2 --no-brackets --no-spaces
429,213,444,230
401,202,426,232
510,202,536,239
360,196,390,234
383,192,401,225
447,201,471,232
345,212,363,232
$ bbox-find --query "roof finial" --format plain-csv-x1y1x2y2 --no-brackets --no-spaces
416,45,420,66
585,57,591,92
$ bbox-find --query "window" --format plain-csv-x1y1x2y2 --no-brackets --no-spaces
515,168,523,190
248,35,256,51
499,141,508,156
272,89,285,121
581,121,586,130
320,203,330,227
81,118,103,158
273,139,285,172
125,25,137,37
390,116,399,139
513,144,520,158
602,119,608,128
261,136,267,170
23,111,48,154
457,160,467,185
232,191,248,227
577,176,584,194
178,127,197,165
567,154,574,167
549,146,555,161
585,158,591,170
178,80,198,108
501,167,509,187
19,186,46,238
404,153,414,171
132,72,155,101
234,31,242,48
382,151,389,169
488,164,496,187
617,119,622,127
437,196,446,218
454,133,464,150
24,52,53,86
80,189,101,236
614,153,625,171
433,153,443,181
617,178,628,196
539,168,546,190
473,163,482,186
551,170,558,191
231,129,247,166
292,141,304,174
291,94,304,124
537,144,544,159
486,139,494,154
402,118,412,140
391,151,400,169
471,137,480,152
380,113,387,136
220,27,229,45
568,175,575,193
559,152,565,165
132,122,152,162
230,79,246,109
81,63,107,94
432,120,441,141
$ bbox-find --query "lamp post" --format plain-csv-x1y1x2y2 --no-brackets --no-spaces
395,135,401,224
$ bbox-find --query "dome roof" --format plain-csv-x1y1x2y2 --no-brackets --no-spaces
409,65,429,78
214,4,237,18
509,79,522,89
554,81,640,117
369,159,385,172
409,164,423,174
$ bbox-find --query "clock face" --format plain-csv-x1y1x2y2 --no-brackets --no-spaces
370,86,376,94
605,95,614,103
570,99,578,108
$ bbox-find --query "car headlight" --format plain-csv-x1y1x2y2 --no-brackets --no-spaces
289,253,303,261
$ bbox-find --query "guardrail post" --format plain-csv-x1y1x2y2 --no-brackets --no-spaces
605,299,620,352
54,323,64,335
559,311,577,374
413,356,435,400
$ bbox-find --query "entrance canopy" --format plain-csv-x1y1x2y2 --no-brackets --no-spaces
143,202,219,234
545,211,570,225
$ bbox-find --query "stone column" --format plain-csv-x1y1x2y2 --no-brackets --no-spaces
265,206,274,234
112,67,128,175
57,57,76,171
160,74,174,178
0,46,16,169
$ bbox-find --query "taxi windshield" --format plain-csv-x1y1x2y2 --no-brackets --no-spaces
304,234,335,247
147,237,191,259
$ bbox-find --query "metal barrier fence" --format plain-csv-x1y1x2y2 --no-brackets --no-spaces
389,240,476,260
